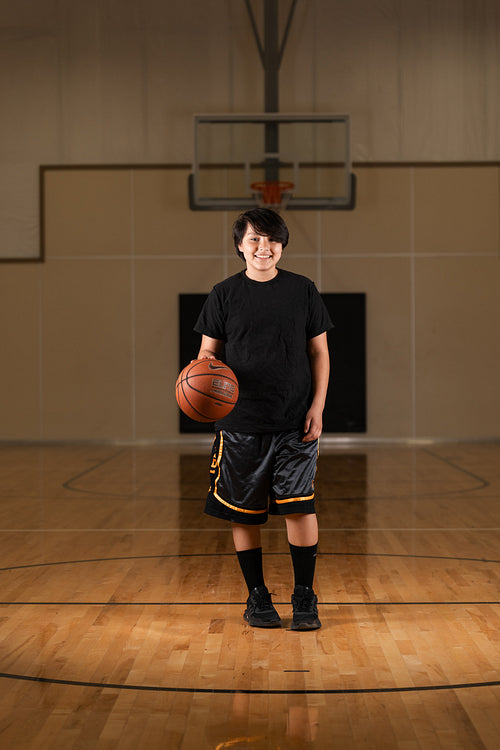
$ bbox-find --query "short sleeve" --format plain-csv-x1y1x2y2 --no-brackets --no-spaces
306,282,334,339
193,287,227,341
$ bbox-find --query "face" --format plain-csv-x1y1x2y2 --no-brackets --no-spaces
238,224,283,281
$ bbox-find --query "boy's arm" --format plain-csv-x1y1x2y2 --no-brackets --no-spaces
303,331,330,442
197,335,224,360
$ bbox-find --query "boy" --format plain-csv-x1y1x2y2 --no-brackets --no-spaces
194,208,332,630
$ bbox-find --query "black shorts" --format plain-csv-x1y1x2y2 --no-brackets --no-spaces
204,430,319,526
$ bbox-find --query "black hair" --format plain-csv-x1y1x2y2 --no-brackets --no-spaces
232,207,289,259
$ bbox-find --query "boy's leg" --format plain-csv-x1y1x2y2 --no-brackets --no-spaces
285,512,318,547
232,523,281,628
232,523,262,552
268,431,321,630
232,523,265,591
285,513,321,631
286,513,318,590
204,432,281,627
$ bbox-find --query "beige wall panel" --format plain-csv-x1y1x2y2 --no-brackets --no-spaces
400,3,466,160
279,0,316,111
0,35,59,162
99,31,149,162
44,170,132,257
400,2,500,160
282,212,319,256
225,211,245,256
226,256,248,279
414,166,500,254
145,26,232,161
0,32,59,258
0,163,40,259
415,257,500,438
226,9,263,113
133,170,225,255
41,260,133,440
134,258,225,441
322,168,412,254
0,266,40,439
314,1,401,160
58,3,106,163
481,6,500,157
322,257,413,438
0,3,58,25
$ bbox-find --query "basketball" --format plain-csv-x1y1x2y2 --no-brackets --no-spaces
175,359,239,423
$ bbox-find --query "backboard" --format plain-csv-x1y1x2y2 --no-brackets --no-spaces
188,113,355,211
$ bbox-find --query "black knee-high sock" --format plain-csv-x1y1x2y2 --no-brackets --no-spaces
289,542,318,589
236,547,265,593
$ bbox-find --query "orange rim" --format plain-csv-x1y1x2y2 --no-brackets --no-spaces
250,180,295,205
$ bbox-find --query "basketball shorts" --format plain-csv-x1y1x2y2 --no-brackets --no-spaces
204,430,319,526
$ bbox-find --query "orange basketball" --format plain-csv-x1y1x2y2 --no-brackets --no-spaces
175,359,239,423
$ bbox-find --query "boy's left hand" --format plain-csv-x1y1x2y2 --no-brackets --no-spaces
302,407,323,442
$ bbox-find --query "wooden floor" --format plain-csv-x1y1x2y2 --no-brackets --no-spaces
0,441,499,749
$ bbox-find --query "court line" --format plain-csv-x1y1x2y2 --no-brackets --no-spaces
0,550,499,571
55,445,493,500
0,550,499,576
61,449,127,493
129,171,136,442
0,601,498,607
410,166,416,440
423,448,490,490
1,550,498,696
0,670,498,696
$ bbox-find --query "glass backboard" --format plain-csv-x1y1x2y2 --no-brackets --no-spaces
188,113,355,211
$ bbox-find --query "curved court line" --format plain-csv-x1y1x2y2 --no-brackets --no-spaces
0,550,498,574
423,448,490,492
58,448,492,501
61,449,127,495
0,670,498,696
318,448,491,501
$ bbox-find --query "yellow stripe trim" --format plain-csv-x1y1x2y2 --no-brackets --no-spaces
212,433,266,515
213,491,267,515
274,493,315,505
210,433,224,491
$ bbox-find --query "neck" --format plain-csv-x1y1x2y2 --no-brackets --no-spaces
245,267,279,282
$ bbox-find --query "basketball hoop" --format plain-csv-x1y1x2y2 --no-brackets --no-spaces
250,180,295,209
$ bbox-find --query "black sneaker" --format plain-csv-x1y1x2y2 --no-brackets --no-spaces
291,585,321,630
244,585,281,628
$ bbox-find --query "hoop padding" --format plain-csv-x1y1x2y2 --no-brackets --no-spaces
250,180,295,208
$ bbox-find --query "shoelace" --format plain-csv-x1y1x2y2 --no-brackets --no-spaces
293,592,315,612
252,590,273,610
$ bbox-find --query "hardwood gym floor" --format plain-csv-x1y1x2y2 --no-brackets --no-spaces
0,441,498,749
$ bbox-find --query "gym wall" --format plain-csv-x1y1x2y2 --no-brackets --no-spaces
0,163,498,441
1,1,499,441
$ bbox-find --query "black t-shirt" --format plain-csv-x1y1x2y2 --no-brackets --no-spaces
194,269,333,433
